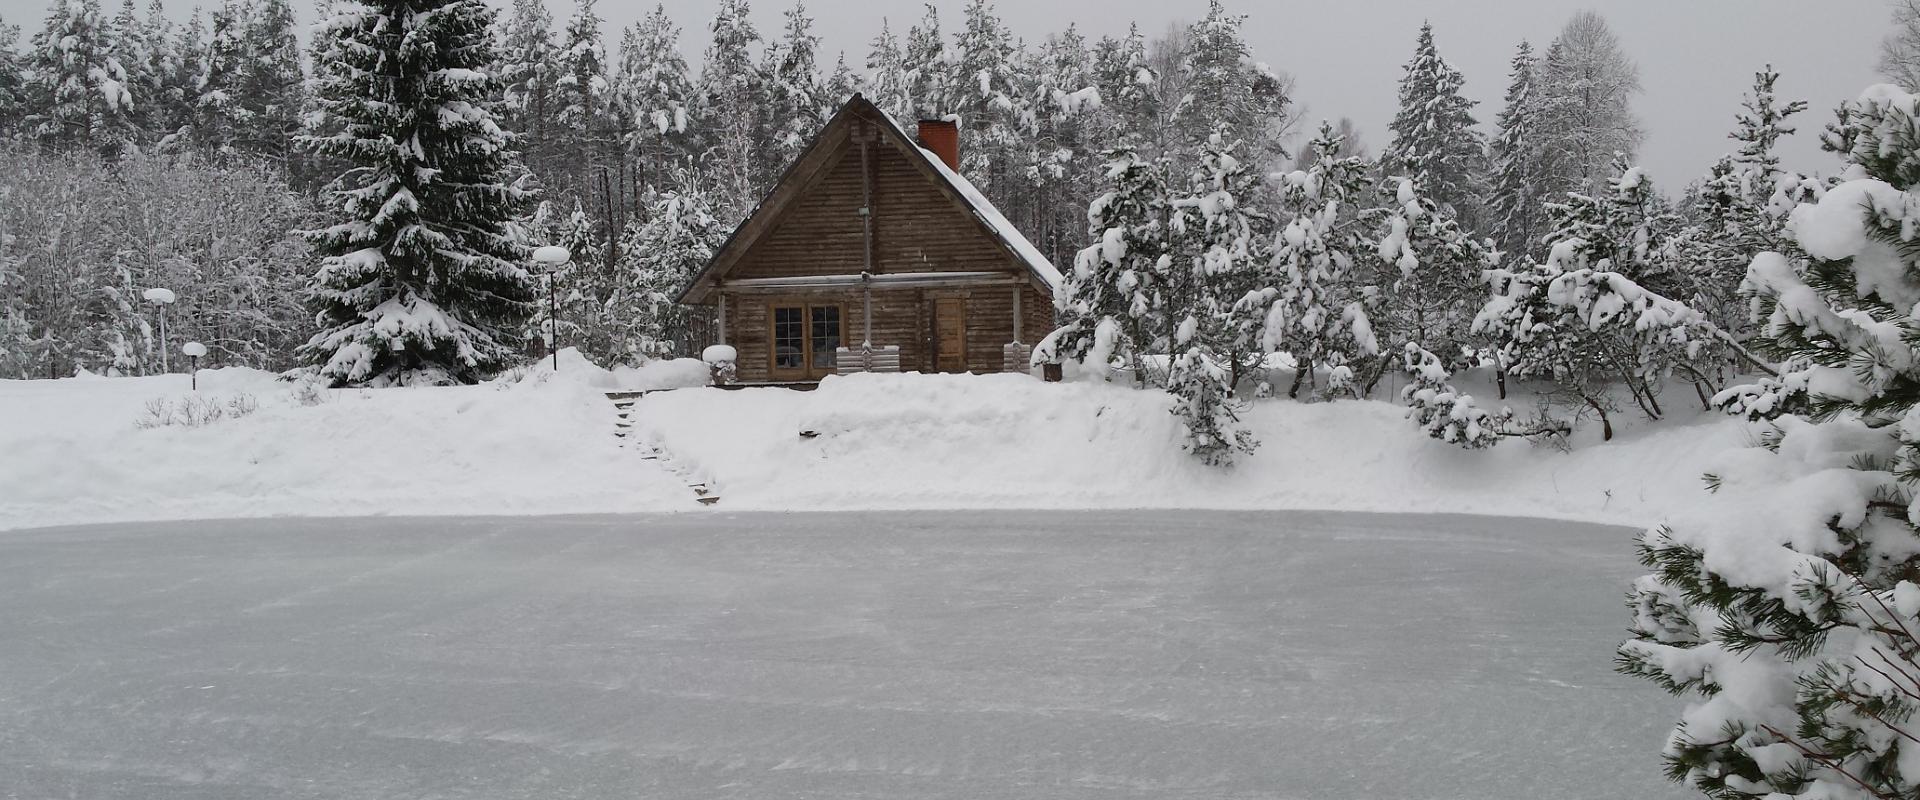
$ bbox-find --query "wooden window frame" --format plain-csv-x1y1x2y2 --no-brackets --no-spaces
766,300,848,381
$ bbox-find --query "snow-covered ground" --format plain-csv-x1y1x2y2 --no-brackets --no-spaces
1,359,1743,531
631,370,1742,526
0,510,1686,800
0,355,709,531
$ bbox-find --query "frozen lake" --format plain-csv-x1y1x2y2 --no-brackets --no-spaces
0,511,1685,799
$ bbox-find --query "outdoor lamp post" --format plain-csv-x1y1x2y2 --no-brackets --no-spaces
531,246,571,371
182,341,207,390
142,287,177,373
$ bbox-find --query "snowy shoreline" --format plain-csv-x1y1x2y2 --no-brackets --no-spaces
2,362,1740,533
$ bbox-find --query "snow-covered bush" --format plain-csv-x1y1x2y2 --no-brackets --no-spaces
1401,343,1510,449
1475,235,1721,439
136,393,258,429
1618,84,1920,799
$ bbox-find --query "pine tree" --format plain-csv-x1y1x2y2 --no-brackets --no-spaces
551,0,610,190
949,0,1020,194
764,1,825,161
234,0,304,159
1473,187,1717,438
1542,160,1690,300
0,15,24,131
823,51,860,104
1685,65,1808,340
1177,1,1290,167
1165,129,1265,464
1488,41,1544,267
1373,176,1498,371
1620,84,1920,800
1239,122,1378,400
26,0,134,153
105,0,155,137
901,3,947,118
613,5,694,191
298,0,539,386
194,0,249,151
609,176,723,361
153,3,203,141
1088,23,1153,145
1382,22,1483,233
865,18,913,120
494,0,556,176
1400,342,1510,448
1037,146,1171,382
699,0,766,214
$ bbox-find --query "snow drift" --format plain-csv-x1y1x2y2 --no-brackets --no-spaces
631,371,1743,524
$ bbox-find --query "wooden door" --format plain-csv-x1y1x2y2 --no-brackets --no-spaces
934,298,967,373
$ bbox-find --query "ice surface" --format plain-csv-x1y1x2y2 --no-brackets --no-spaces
0,510,1686,800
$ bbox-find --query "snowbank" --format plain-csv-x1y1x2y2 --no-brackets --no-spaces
631,371,1743,525
0,366,696,531
4,363,1745,531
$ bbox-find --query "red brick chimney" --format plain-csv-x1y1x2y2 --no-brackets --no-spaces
916,119,959,172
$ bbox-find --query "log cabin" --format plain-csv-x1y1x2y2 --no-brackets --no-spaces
676,94,1062,385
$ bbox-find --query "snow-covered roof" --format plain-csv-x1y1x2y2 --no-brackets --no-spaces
678,95,1062,304
866,107,1066,293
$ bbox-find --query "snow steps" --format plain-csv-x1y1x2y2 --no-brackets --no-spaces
607,391,719,506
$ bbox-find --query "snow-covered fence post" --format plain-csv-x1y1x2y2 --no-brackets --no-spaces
182,342,207,391
143,287,177,374
532,246,572,371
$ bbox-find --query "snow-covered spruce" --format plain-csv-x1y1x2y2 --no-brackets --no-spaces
1619,84,1920,800
1236,121,1379,400
298,0,538,387
1037,146,1172,383
1400,342,1510,449
1381,21,1484,232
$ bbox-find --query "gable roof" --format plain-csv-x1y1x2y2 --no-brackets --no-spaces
677,94,1063,305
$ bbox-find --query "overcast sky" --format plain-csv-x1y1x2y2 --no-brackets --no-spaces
0,0,1890,185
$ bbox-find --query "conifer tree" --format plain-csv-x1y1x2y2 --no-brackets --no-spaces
1037,146,1171,383
764,1,825,161
105,0,155,135
1165,130,1265,463
609,176,723,360
950,0,1020,194
194,0,249,151
0,15,23,131
1685,65,1808,340
823,51,860,104
552,0,610,189
298,0,538,386
235,0,304,158
1401,342,1510,448
1239,122,1378,400
494,0,556,175
1488,41,1544,266
1177,1,1290,167
1088,24,1153,143
613,5,694,191
699,0,766,212
901,3,947,118
1382,22,1484,233
1373,176,1497,371
865,18,913,120
1620,84,1920,799
27,0,134,153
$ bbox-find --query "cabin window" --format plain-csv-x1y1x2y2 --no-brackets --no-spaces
768,303,843,378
